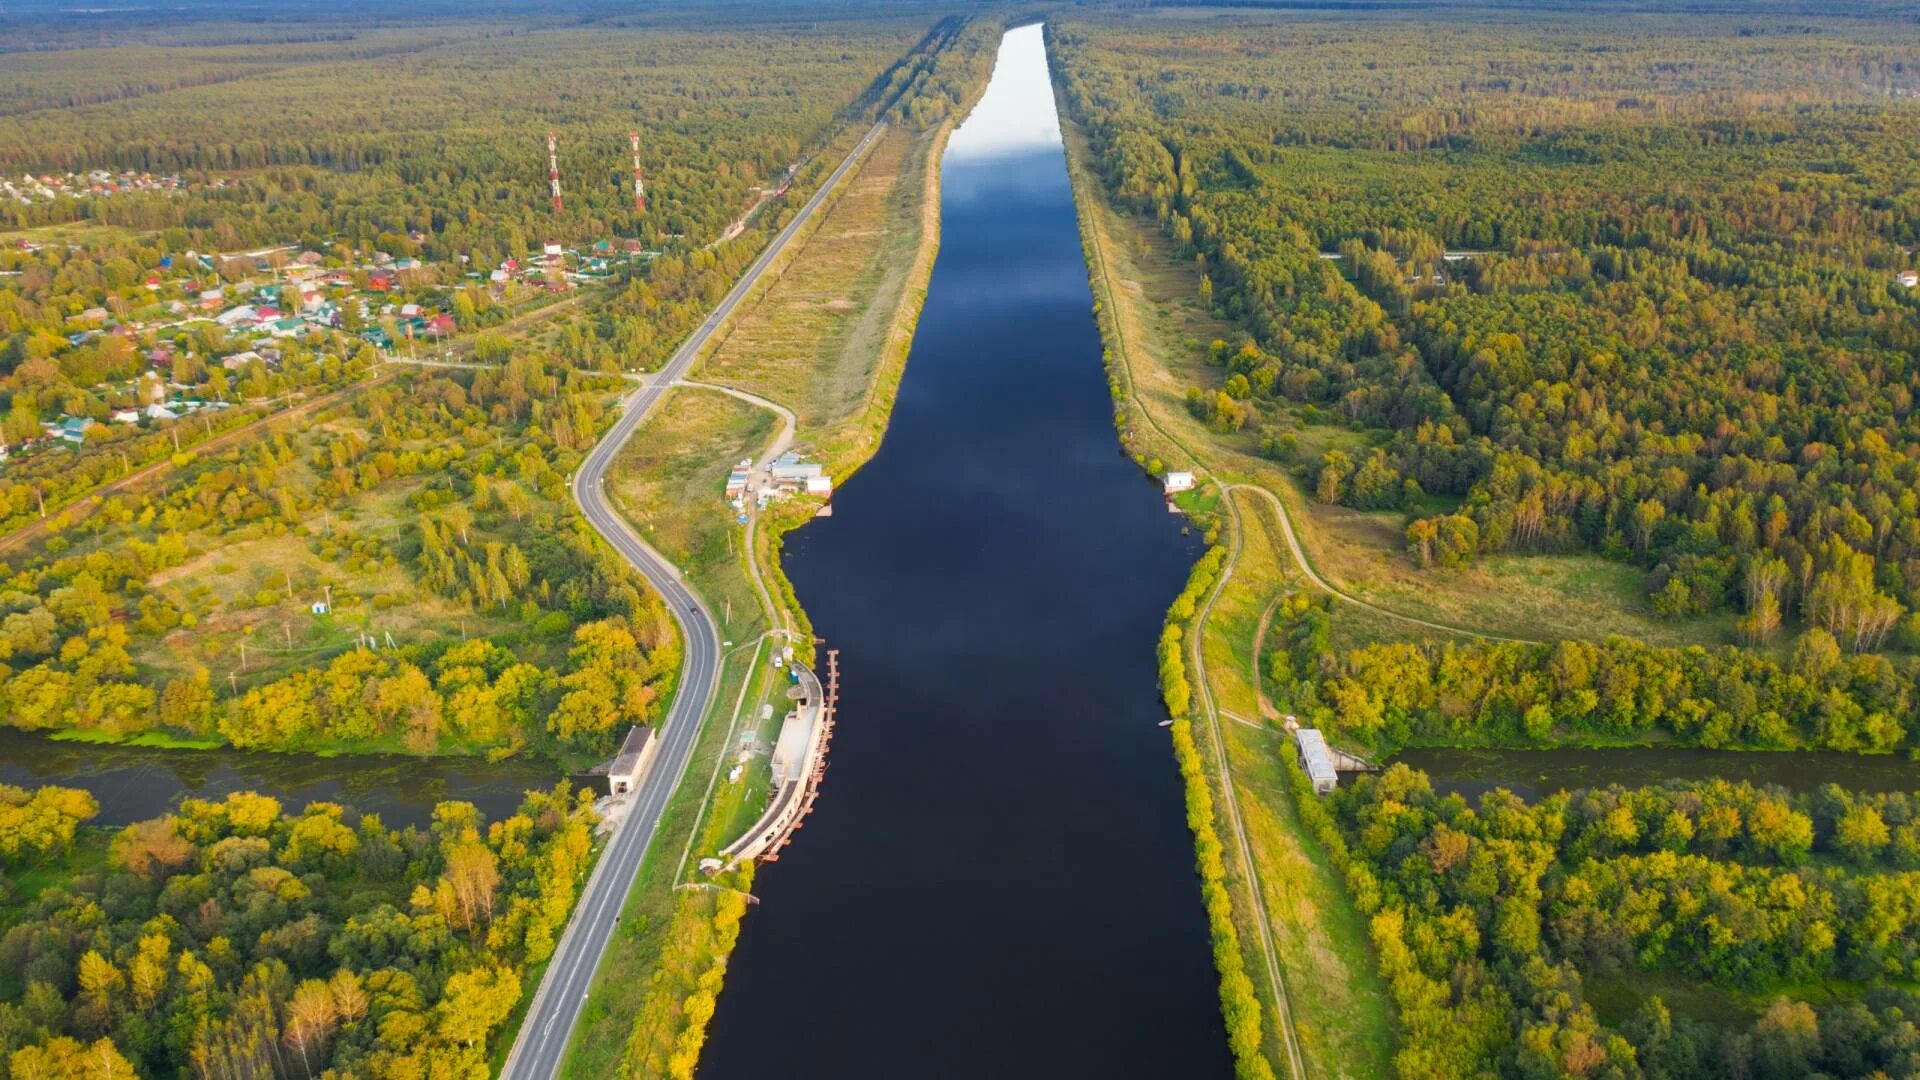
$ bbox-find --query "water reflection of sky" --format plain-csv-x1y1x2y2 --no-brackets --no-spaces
946,23,1060,164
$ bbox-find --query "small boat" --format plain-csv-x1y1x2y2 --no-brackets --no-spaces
1157,719,1173,728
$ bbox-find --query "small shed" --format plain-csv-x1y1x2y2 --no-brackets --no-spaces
1294,728,1339,794
1164,470,1195,495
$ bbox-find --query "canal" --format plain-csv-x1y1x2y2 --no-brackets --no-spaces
0,729,556,830
701,24,1232,1079
1396,744,1920,804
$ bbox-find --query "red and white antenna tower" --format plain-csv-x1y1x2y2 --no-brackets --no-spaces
629,131,647,214
547,132,563,213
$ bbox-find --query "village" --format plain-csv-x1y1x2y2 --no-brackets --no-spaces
2,168,224,205
1,233,654,465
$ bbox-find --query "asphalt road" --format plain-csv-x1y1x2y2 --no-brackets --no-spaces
499,118,890,1080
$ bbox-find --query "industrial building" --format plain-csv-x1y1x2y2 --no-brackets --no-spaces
1293,728,1339,794
769,451,823,487
605,724,658,796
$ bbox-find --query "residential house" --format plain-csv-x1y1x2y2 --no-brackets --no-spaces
51,417,93,445
215,305,257,328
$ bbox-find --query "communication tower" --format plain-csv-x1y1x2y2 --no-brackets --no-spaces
629,131,648,214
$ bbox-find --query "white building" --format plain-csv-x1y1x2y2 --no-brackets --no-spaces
1164,470,1195,495
1294,728,1339,794
606,724,658,796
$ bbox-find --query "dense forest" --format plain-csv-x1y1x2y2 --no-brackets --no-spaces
1303,761,1920,1079
0,20,921,254
1060,9,1920,1077
1254,588,1920,1076
0,781,595,1077
1053,10,1920,644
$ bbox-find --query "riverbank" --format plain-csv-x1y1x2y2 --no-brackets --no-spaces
1052,31,1398,1080
569,26,999,1078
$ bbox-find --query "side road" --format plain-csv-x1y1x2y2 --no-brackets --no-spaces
499,118,891,1080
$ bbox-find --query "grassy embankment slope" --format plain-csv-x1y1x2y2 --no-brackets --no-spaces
569,34,992,1074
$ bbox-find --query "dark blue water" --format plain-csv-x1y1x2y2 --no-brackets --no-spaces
0,729,555,830
701,25,1231,1080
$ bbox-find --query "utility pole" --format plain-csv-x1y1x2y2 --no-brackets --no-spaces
238,640,248,671
228,671,238,696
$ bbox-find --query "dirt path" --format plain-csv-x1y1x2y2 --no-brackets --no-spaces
1193,486,1308,1080
1229,483,1533,645
1251,596,1283,723
0,370,394,558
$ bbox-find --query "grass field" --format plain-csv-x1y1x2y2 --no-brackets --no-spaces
607,386,778,649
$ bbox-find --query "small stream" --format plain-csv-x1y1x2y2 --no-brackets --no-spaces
0,729,557,829
1393,744,1920,803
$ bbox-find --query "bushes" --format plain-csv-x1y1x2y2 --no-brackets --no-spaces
1158,544,1274,1080
1171,719,1275,1080
619,863,756,1079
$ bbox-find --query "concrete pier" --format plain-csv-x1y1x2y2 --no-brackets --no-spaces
717,650,839,868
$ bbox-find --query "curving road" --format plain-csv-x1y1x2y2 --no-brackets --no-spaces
499,117,890,1080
